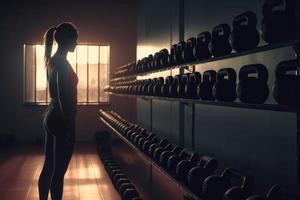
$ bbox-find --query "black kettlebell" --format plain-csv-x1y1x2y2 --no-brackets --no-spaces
177,73,190,98
147,78,157,96
209,24,232,57
153,77,164,96
230,11,260,52
169,74,182,98
159,48,169,68
141,57,149,73
161,76,174,97
185,72,201,99
237,64,269,104
193,31,212,60
198,70,217,101
147,54,154,71
261,0,298,44
183,37,197,63
174,41,186,65
213,68,237,102
273,59,300,106
169,44,177,67
153,52,161,69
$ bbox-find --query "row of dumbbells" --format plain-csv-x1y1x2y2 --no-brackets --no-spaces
99,152,142,200
114,0,298,77
99,110,298,200
107,60,300,105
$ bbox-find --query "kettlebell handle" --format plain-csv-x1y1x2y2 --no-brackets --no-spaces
187,37,197,47
203,70,217,82
222,168,254,191
212,24,231,37
239,64,268,82
197,31,211,43
262,0,295,16
190,72,201,83
217,68,237,82
233,11,257,28
275,60,300,78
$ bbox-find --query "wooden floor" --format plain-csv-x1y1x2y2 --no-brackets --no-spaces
0,143,121,200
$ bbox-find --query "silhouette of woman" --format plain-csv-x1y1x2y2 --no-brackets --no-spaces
39,22,78,200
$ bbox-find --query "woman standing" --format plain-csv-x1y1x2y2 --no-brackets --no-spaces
39,22,78,200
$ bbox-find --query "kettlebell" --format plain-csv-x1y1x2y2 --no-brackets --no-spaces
261,0,297,44
177,73,190,98
193,31,212,60
183,37,197,63
237,64,269,104
161,76,174,97
169,44,177,67
174,41,186,65
198,70,217,101
147,78,157,96
213,68,237,102
230,11,260,52
153,77,164,96
185,72,201,99
141,57,149,73
209,24,232,57
159,48,169,68
273,59,300,105
169,74,182,98
141,79,151,95
153,52,161,69
147,54,154,71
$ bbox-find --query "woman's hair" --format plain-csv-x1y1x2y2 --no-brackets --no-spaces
44,22,78,67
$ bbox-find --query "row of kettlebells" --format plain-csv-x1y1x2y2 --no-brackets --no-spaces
99,110,298,200
114,0,299,77
107,60,300,106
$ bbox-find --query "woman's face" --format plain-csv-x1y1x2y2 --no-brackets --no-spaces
68,36,78,52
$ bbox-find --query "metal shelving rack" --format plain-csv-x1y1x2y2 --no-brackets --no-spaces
107,40,300,191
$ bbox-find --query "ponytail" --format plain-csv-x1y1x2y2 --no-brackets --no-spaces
44,27,56,68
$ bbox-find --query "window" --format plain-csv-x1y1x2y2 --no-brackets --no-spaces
23,44,110,105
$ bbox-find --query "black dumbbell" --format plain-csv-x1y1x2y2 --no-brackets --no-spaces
119,183,135,195
273,59,300,106
185,72,201,99
129,128,147,143
209,24,232,57
213,68,237,102
261,0,297,44
153,77,164,96
115,178,131,191
177,73,190,98
202,168,254,200
187,156,218,196
167,148,198,176
230,11,260,52
138,133,156,150
160,145,182,169
237,64,269,104
193,31,212,60
159,49,169,68
133,130,150,146
113,173,128,186
142,135,159,154
197,70,217,101
148,138,169,158
161,76,174,97
123,188,140,200
169,74,182,98
153,143,176,163
183,37,197,63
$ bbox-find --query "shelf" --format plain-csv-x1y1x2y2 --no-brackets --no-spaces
110,39,300,82
99,115,202,200
107,92,300,113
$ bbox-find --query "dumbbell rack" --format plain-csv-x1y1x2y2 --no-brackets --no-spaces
99,114,202,200
107,39,300,191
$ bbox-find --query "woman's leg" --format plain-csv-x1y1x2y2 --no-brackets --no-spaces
50,130,75,200
38,130,55,200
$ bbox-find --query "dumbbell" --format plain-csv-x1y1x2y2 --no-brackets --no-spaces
160,145,182,169
174,41,186,65
237,64,269,104
183,37,197,63
123,188,140,200
142,135,159,154
133,130,151,146
197,70,217,101
138,133,156,150
202,168,254,200
119,183,136,197
185,72,201,99
261,0,297,44
230,11,260,52
169,74,183,98
187,156,218,196
148,138,169,158
193,31,212,60
273,59,300,106
177,73,190,98
167,148,198,176
161,76,174,97
129,128,147,143
159,48,169,68
209,24,232,57
246,184,300,200
213,68,237,102
153,143,176,163
110,168,123,180
115,178,131,191
113,173,128,186
153,77,164,96
169,44,177,66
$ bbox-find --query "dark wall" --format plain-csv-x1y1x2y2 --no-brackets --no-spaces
0,0,137,142
136,0,298,193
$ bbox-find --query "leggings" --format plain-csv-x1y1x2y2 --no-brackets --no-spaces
38,107,75,200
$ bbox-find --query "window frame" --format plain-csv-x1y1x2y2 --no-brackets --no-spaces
23,42,110,106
